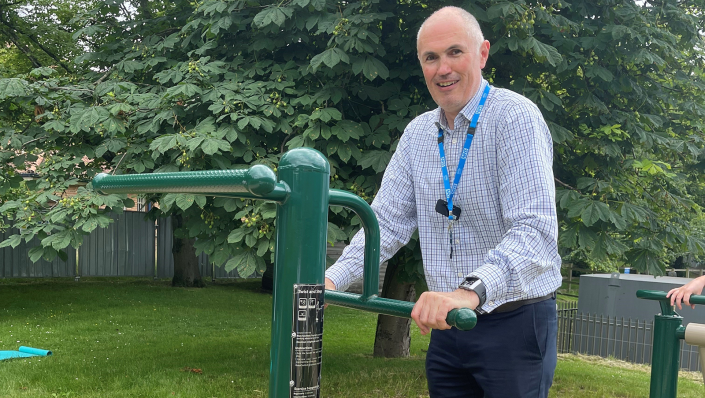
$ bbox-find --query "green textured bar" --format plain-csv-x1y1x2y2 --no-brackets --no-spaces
637,290,705,306
269,148,330,398
93,165,288,201
325,290,477,330
329,189,380,299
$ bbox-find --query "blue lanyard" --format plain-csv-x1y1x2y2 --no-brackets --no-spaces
437,84,490,221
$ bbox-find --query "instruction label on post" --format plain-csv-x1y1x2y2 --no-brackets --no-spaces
290,284,324,398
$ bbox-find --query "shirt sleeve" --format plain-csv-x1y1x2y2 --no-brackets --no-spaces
325,134,418,292
467,101,561,306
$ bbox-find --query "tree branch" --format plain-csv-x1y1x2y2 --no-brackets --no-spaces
555,177,581,193
0,25,42,68
0,17,71,73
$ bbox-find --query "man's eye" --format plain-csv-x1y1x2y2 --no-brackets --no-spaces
450,49,462,55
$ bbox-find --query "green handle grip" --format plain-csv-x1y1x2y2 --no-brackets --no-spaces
325,290,477,330
637,289,705,305
446,308,478,330
92,165,289,201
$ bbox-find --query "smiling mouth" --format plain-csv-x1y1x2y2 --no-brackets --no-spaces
437,81,458,87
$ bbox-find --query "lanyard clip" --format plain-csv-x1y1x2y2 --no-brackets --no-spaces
435,123,444,143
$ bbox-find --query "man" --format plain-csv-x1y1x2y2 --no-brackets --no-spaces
325,6,561,397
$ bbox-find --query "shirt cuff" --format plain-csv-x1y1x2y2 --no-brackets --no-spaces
325,263,357,292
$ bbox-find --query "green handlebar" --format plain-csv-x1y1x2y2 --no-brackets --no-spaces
637,290,705,305
325,290,477,330
92,165,289,201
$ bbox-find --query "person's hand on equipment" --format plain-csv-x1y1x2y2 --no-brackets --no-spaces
666,276,705,310
324,278,336,309
411,289,479,335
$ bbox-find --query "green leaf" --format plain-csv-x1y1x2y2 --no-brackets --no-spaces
42,120,65,132
361,57,389,81
224,254,243,272
627,249,664,276
0,234,22,249
0,78,28,99
210,246,230,267
245,233,257,247
257,239,269,256
228,228,247,243
194,195,207,208
609,210,627,230
310,48,350,71
327,222,347,245
337,143,352,162
580,201,610,227
621,203,648,223
566,198,589,218
530,38,562,67
149,134,179,153
28,246,44,263
160,193,177,212
201,138,230,155
253,6,293,28
578,227,597,250
558,223,580,249
176,194,195,210
357,150,392,172
335,120,363,140
260,202,277,219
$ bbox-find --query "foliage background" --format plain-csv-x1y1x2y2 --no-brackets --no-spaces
1,0,705,279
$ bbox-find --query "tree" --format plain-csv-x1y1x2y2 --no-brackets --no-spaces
1,0,705,354
0,0,89,76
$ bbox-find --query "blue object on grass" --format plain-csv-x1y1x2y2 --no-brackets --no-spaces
0,346,53,361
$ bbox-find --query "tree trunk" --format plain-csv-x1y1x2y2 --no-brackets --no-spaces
373,258,416,358
171,214,205,287
261,262,274,292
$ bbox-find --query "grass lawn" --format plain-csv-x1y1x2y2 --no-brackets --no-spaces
0,278,702,397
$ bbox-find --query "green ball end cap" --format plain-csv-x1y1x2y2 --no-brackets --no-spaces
278,147,330,174
92,173,109,194
446,308,477,331
246,165,277,196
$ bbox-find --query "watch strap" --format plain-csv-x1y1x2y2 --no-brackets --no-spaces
459,277,487,307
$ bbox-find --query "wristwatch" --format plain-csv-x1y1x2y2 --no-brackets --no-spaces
458,277,487,307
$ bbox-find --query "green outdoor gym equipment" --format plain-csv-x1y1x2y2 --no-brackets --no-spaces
92,147,477,398
637,290,705,398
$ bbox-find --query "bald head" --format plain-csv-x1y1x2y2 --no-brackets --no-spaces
417,7,485,51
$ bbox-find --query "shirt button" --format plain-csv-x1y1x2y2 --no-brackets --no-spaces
457,272,463,277
455,239,460,244
488,301,495,306
452,139,457,144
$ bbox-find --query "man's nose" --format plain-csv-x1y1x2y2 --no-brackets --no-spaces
438,57,452,76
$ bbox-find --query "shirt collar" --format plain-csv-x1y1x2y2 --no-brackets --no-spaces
437,78,489,132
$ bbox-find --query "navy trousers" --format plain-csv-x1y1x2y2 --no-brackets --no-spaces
425,298,557,398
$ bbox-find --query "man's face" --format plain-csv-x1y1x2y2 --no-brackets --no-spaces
417,14,489,122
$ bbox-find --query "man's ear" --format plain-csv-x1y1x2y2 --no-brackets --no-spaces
479,40,490,69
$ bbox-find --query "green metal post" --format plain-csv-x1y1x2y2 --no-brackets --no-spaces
637,289,705,398
650,313,683,398
269,148,330,398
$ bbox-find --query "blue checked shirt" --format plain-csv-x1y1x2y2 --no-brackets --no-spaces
326,79,562,313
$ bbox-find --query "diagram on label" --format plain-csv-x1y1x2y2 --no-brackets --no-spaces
290,284,324,398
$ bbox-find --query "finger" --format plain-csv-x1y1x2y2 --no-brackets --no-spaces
684,293,692,308
411,298,429,335
675,292,684,310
